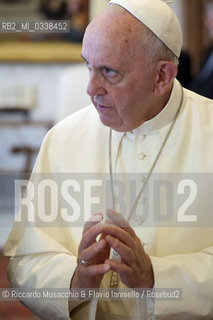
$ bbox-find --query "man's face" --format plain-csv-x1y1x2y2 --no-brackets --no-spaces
82,9,157,132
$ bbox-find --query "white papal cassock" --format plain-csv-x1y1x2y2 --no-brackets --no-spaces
4,80,213,319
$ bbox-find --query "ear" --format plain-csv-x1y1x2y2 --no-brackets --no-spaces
154,61,177,96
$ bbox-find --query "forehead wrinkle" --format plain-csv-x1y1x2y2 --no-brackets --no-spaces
83,13,147,70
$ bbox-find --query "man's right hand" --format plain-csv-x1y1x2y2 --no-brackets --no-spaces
71,213,111,289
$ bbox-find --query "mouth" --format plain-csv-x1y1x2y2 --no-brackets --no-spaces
96,104,112,111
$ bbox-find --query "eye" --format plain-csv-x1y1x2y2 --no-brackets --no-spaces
102,67,118,78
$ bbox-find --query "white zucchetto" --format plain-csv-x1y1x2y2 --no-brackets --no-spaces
108,0,182,58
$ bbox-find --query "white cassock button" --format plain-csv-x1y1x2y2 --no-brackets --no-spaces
138,152,147,160
139,134,146,141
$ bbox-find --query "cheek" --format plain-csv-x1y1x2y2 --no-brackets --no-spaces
111,91,130,115
115,86,142,109
108,81,146,117
111,84,134,103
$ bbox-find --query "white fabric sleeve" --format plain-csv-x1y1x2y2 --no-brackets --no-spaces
7,252,87,320
151,247,213,319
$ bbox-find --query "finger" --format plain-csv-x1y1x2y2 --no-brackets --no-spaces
80,263,110,276
105,234,135,264
105,258,131,277
102,223,136,249
83,213,103,234
106,209,136,237
79,222,105,252
80,238,107,262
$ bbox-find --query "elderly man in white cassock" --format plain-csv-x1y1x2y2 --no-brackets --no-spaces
4,0,213,319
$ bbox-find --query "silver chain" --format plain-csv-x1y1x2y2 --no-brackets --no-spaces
109,86,184,287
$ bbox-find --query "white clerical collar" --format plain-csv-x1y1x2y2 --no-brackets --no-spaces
127,79,183,136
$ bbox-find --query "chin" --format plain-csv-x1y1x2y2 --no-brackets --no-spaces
99,117,128,132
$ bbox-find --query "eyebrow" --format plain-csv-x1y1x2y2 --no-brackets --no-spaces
80,54,120,74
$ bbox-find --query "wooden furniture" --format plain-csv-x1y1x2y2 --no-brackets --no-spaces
0,111,53,173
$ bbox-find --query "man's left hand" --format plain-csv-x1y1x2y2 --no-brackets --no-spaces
103,209,154,289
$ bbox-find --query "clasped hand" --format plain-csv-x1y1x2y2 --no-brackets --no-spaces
71,209,154,289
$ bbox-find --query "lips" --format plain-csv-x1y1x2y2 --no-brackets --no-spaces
98,104,111,109
96,104,113,112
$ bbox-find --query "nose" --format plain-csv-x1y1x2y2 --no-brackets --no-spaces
87,71,107,97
